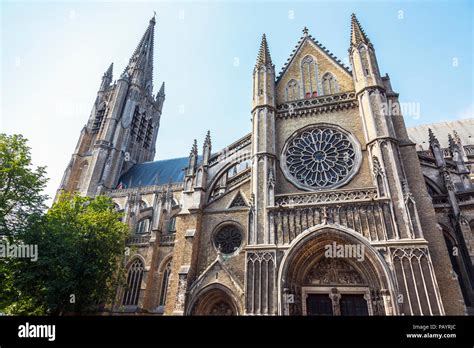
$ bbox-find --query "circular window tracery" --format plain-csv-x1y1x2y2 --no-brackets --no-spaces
213,225,243,255
282,125,360,191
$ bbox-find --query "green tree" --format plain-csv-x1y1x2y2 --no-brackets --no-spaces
0,134,48,237
0,134,129,315
1,193,129,315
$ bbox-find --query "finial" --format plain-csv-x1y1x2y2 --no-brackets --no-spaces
255,33,273,68
150,11,156,24
205,130,211,146
191,139,198,156
428,128,439,146
453,130,461,145
302,26,309,36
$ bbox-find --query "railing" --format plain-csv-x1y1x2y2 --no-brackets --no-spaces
418,150,434,159
109,183,183,197
457,190,474,205
464,145,474,156
274,188,378,207
276,91,357,118
126,235,151,245
268,200,396,245
208,134,252,167
159,233,176,246
431,195,449,206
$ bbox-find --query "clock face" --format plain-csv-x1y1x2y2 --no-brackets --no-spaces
282,124,361,191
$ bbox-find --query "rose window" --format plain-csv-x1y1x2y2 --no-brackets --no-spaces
282,126,359,190
213,225,242,255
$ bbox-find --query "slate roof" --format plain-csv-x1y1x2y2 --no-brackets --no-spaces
117,156,190,188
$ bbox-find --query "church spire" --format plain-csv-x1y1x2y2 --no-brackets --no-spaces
255,34,273,69
99,62,113,91
123,15,156,92
155,81,165,112
350,13,370,49
105,62,113,78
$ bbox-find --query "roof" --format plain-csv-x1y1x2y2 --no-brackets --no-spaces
407,118,474,150
118,156,190,188
276,31,351,83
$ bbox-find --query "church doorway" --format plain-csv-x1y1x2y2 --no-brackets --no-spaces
278,226,396,316
190,286,239,315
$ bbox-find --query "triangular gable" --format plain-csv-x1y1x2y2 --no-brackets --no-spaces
277,34,352,84
229,191,248,208
188,257,244,298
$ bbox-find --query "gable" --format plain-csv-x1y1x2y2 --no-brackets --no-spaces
276,37,354,104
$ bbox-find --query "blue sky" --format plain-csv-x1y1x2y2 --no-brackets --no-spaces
1,0,473,203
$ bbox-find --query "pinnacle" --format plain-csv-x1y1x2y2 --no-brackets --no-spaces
428,128,439,145
190,139,198,156
350,13,370,48
204,130,211,146
448,133,456,149
158,81,165,96
105,62,113,77
255,33,273,68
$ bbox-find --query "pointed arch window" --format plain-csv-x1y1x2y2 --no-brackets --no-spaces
136,218,151,234
301,55,319,98
167,216,176,233
286,79,300,101
159,259,172,306
122,258,144,306
322,73,339,95
92,102,106,132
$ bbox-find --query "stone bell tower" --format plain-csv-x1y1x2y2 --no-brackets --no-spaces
57,16,165,198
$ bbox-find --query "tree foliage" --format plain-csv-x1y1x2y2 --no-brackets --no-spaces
0,133,48,236
0,134,129,315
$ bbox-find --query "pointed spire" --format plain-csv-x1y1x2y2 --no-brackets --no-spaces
255,34,273,68
350,13,370,49
105,62,113,78
448,133,455,149
453,130,462,146
187,139,198,176
204,130,211,147
428,128,440,146
123,16,156,92
99,62,113,91
190,139,198,157
155,81,165,112
157,81,165,97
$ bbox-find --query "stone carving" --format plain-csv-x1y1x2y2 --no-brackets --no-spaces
275,188,378,206
305,258,364,285
209,301,234,315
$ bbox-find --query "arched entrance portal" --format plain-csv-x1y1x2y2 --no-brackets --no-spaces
278,225,396,316
190,286,239,315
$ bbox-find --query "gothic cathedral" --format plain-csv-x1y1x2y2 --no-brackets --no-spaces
58,14,474,315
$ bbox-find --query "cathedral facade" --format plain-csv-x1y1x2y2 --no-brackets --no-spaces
58,14,474,316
